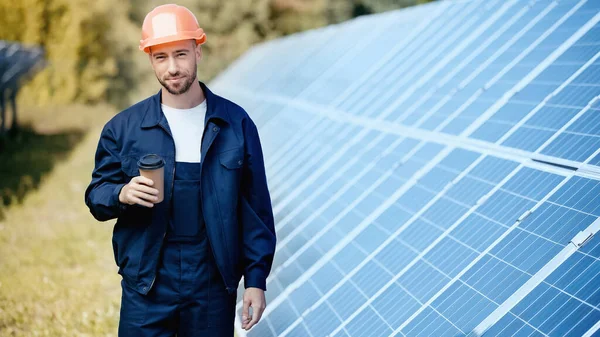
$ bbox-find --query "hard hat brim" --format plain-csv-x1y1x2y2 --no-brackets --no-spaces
140,31,206,53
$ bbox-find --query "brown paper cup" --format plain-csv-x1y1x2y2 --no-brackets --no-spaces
137,154,165,204
139,167,164,203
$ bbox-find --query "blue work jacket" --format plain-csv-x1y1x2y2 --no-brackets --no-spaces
84,81,276,296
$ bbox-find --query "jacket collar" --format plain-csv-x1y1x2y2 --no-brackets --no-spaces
141,80,229,128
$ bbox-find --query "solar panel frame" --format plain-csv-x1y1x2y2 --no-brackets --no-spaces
209,0,600,336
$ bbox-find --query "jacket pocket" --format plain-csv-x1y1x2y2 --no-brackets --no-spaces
215,147,243,206
113,219,147,278
120,156,140,180
218,147,244,169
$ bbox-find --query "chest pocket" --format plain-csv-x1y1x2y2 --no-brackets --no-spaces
218,147,244,169
120,156,140,181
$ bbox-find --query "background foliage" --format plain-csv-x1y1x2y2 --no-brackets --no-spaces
0,0,434,109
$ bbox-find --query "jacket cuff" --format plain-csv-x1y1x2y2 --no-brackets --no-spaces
113,183,129,213
244,267,267,291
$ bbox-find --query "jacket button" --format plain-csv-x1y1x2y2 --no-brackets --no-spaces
238,160,243,165
142,286,147,292
213,126,219,132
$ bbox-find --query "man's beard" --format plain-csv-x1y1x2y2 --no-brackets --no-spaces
158,66,197,95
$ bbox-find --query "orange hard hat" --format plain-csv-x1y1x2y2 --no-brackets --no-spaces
139,4,206,53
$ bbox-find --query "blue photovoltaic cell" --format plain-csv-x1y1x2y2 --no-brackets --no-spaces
0,41,45,91
487,236,600,337
393,168,564,336
211,0,600,336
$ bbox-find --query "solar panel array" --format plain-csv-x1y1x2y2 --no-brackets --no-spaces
0,41,45,90
211,0,600,336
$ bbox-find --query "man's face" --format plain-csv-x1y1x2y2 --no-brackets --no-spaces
149,40,201,95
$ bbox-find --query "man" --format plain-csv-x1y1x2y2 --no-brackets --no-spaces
84,4,276,336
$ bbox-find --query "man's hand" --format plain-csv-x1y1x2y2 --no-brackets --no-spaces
119,176,159,208
241,287,266,330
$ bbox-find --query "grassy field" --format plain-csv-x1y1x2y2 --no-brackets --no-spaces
0,103,123,336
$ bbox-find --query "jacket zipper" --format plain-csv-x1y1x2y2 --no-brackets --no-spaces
146,121,176,294
154,120,233,294
147,273,157,293
200,125,234,293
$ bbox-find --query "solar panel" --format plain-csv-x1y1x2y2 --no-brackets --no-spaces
211,0,600,336
0,41,45,89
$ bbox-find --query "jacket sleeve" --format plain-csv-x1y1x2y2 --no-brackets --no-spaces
84,123,128,222
240,118,276,291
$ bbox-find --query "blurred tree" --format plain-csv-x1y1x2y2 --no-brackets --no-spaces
0,0,136,106
355,0,434,14
0,0,434,109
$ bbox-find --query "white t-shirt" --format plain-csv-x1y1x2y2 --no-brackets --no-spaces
161,100,207,163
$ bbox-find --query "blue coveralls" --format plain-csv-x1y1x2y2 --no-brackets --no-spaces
118,161,236,337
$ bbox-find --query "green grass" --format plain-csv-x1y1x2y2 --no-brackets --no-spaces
0,104,122,336
0,126,85,218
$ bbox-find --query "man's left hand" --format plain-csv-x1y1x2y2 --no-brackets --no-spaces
241,287,266,330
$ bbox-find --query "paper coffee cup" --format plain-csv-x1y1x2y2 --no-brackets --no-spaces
137,154,165,203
